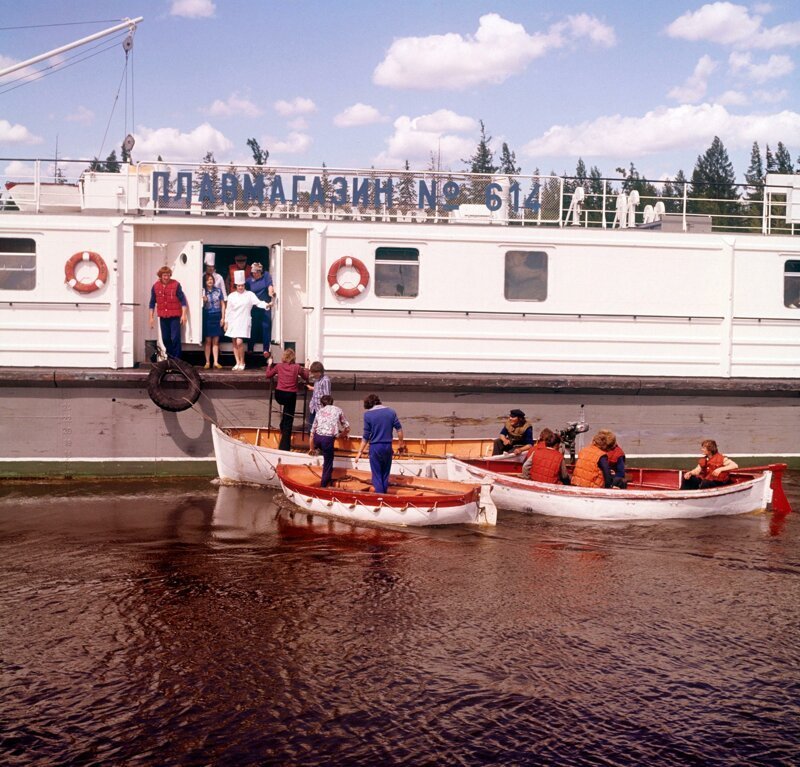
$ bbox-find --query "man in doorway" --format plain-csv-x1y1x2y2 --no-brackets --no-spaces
246,261,275,358
226,253,251,294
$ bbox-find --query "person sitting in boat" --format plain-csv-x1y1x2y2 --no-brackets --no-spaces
602,429,627,489
148,266,188,359
681,440,738,489
265,347,310,451
492,409,534,456
521,428,570,484
203,251,227,299
571,430,622,489
308,394,349,488
306,361,331,428
355,394,405,495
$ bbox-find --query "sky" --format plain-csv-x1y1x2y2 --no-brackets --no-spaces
1,0,800,182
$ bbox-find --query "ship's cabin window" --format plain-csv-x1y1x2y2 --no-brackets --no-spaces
786,260,800,308
0,238,36,291
375,247,419,298
505,250,547,301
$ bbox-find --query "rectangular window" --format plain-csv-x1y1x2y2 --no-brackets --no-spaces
375,246,419,298
785,259,800,309
505,250,547,301
0,238,36,291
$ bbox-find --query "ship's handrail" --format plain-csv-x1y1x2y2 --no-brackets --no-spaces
0,157,798,236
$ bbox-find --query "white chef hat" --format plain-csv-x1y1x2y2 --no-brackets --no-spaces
234,269,246,285
204,252,215,266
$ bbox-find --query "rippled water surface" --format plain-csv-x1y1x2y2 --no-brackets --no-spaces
1,474,799,766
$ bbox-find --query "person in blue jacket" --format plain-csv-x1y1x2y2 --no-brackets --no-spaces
355,394,405,494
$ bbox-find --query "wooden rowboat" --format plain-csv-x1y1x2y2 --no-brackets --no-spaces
212,424,501,488
447,457,784,520
276,463,497,527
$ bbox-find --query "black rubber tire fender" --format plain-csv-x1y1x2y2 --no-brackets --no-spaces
147,358,202,412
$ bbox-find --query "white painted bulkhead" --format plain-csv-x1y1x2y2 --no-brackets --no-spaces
0,211,798,377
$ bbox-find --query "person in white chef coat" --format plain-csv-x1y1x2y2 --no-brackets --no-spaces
224,270,272,370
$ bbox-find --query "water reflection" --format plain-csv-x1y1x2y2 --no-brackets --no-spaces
0,476,798,766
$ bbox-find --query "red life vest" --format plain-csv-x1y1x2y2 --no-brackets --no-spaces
700,453,730,483
572,444,606,488
528,443,563,484
153,279,183,318
606,445,625,464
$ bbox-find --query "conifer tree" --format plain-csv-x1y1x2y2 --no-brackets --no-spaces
463,120,498,203
744,142,764,202
689,136,738,227
775,142,793,174
498,142,520,175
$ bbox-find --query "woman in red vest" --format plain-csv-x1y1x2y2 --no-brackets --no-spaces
148,266,188,359
521,428,570,484
682,440,738,489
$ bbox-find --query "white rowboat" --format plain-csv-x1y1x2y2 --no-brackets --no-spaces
447,457,775,520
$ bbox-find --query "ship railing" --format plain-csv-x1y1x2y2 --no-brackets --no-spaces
1,158,798,236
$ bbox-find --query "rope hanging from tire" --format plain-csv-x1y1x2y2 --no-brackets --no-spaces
147,358,202,412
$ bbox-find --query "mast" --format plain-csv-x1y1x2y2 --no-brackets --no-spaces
0,17,144,78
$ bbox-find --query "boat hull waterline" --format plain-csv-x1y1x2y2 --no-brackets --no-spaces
212,424,500,488
447,458,773,520
277,464,497,527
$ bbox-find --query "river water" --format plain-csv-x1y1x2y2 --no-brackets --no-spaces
1,474,799,766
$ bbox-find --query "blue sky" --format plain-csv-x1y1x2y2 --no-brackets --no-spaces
1,0,799,181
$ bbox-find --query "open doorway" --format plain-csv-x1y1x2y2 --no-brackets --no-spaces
204,244,272,364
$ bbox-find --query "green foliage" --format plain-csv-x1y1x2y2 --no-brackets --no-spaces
247,138,269,166
463,120,498,175
775,142,793,174
498,142,520,175
689,136,739,227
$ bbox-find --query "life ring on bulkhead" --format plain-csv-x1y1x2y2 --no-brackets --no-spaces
64,251,109,293
327,256,369,298
147,358,202,412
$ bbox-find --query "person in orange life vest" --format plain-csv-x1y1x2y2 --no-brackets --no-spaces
148,266,188,359
571,430,619,489
492,408,534,455
602,429,627,489
227,253,252,294
681,439,738,489
521,428,571,484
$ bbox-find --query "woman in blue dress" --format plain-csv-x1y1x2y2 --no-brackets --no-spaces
202,273,226,369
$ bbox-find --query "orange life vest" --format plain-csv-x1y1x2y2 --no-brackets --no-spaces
528,444,564,484
572,444,606,488
700,453,730,483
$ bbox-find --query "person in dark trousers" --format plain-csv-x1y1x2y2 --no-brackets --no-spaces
355,394,404,494
309,394,350,487
265,348,309,451
492,408,534,455
682,439,738,489
148,266,187,359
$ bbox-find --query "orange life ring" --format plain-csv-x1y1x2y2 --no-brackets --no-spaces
65,251,109,293
327,256,369,298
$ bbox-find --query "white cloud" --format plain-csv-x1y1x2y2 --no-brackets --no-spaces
3,160,35,178
666,2,800,49
0,119,42,145
729,51,794,82
717,90,748,105
373,12,615,90
134,123,232,162
287,117,308,131
522,103,800,158
668,55,718,102
274,97,316,117
170,0,215,19
753,87,788,103
373,109,478,168
206,93,262,118
334,103,388,128
65,106,94,125
270,131,312,155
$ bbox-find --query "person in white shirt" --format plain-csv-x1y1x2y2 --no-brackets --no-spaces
223,270,271,370
203,252,227,299
309,395,350,487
